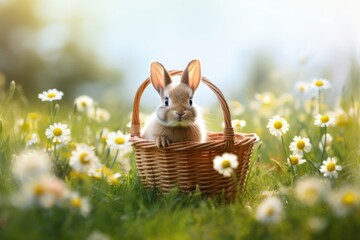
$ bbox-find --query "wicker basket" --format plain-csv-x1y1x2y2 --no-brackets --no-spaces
130,70,259,199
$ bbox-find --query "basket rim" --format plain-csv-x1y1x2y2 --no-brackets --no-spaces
131,132,259,151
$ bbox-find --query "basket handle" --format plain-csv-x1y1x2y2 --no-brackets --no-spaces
131,70,234,150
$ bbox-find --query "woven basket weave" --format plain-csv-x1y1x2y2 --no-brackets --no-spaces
130,70,259,199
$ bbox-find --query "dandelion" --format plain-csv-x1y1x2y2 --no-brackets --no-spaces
289,136,312,155
45,122,71,143
320,157,342,178
327,187,359,217
267,115,289,137
311,78,331,91
287,153,306,168
255,196,283,224
74,95,94,112
314,113,335,127
319,133,333,151
213,153,239,177
106,131,131,151
12,150,52,181
294,177,329,206
38,88,64,102
68,192,91,217
69,144,102,174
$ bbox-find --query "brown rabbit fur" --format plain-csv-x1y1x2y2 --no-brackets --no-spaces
142,59,206,147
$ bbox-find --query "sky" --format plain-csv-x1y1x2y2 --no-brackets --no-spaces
31,0,360,106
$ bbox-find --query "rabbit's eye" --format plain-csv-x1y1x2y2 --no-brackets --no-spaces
164,97,169,107
189,98,193,106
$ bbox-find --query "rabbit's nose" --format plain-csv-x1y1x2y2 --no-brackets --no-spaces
176,112,185,117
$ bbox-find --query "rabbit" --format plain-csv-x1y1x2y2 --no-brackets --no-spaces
142,59,206,148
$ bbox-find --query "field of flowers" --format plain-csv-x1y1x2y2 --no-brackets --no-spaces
0,74,359,239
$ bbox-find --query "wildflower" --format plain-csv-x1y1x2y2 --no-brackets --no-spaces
267,115,289,137
319,133,333,151
12,175,68,209
314,113,335,127
106,131,131,151
38,88,64,102
230,100,245,116
255,196,283,224
12,150,52,181
320,157,342,178
287,153,306,168
25,133,39,148
213,153,239,177
334,109,349,127
232,119,246,131
68,192,91,217
311,78,331,90
327,186,359,217
74,95,94,112
87,107,111,123
294,177,329,206
295,82,309,93
90,166,122,185
45,122,71,143
289,136,312,155
69,144,102,174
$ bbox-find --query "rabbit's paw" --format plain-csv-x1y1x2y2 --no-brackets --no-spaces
154,136,170,148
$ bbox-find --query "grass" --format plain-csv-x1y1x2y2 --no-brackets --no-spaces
0,77,360,240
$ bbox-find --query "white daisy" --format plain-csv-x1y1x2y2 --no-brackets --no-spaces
106,131,131,151
327,187,360,217
69,144,102,174
87,108,111,123
38,88,64,102
311,78,331,90
266,115,290,137
314,113,335,127
295,82,309,93
45,122,71,143
12,150,52,181
74,95,94,112
255,196,283,224
68,191,91,217
231,119,246,132
294,177,329,206
287,153,306,168
319,133,333,151
289,136,312,155
213,153,239,177
320,157,342,178
25,133,40,148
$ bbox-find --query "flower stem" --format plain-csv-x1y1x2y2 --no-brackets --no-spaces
321,126,327,162
318,89,321,114
281,136,294,186
109,149,119,169
303,152,320,174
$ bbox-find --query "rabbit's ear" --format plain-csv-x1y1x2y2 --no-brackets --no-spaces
150,61,172,95
180,59,201,92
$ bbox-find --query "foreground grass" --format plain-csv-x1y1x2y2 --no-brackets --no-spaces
0,78,360,239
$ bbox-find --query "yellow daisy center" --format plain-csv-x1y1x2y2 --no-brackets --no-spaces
52,127,63,137
320,115,329,123
79,152,90,164
221,160,231,169
81,101,87,107
266,207,274,216
326,162,336,172
33,184,45,196
47,92,56,98
273,120,283,130
341,192,357,206
315,80,324,87
115,137,125,145
71,197,81,208
290,156,299,165
28,112,38,120
298,85,305,92
296,140,305,150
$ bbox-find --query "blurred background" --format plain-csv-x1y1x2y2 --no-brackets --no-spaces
0,0,359,115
